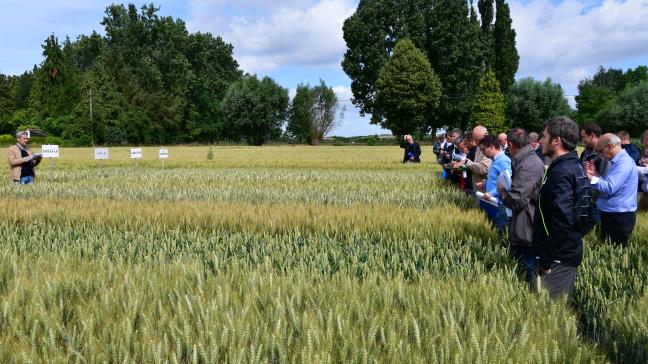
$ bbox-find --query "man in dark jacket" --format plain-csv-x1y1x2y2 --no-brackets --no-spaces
533,116,586,301
400,134,421,163
618,131,641,164
498,128,545,285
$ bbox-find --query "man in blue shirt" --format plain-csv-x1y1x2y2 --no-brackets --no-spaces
584,133,638,246
479,135,512,234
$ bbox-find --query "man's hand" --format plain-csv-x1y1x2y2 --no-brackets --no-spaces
482,192,492,201
584,161,597,180
541,267,552,275
496,179,506,195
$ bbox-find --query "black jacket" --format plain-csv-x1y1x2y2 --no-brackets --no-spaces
622,143,641,165
400,141,421,163
533,151,585,269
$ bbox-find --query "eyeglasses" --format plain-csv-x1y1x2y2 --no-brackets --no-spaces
597,144,611,154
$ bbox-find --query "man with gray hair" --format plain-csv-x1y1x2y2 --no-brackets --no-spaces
584,133,638,246
498,128,545,284
529,131,547,164
8,131,42,184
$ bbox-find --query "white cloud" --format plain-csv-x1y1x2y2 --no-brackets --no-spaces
187,0,356,73
510,0,648,94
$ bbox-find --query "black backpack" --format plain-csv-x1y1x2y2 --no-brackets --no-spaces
576,165,597,235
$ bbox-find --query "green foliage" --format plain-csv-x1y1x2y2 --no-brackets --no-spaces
1,3,242,145
427,0,482,131
595,81,648,136
576,65,648,124
207,145,214,160
478,0,495,68
221,75,289,146
341,0,428,120
0,74,15,118
0,134,14,147
28,35,81,119
287,80,343,145
342,0,518,130
493,0,519,94
374,39,441,135
505,77,572,133
472,69,506,133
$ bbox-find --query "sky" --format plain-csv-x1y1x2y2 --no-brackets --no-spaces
1,0,648,136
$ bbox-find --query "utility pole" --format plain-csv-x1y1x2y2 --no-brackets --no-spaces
89,88,94,146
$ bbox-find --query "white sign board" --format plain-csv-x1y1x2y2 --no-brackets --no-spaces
95,148,109,160
159,148,169,159
130,148,142,159
41,145,59,158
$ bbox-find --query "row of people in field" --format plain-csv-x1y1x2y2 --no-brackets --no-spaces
423,117,643,301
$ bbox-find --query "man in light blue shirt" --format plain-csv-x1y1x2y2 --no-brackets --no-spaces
479,135,512,234
584,133,638,246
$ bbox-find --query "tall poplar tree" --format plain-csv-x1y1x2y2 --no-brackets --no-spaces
478,0,495,68
493,0,519,94
427,0,482,130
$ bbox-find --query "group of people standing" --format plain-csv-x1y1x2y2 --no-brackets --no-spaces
422,116,645,301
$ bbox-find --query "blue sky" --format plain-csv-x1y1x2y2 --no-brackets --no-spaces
2,0,648,136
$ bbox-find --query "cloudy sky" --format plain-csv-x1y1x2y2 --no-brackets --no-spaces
1,0,647,136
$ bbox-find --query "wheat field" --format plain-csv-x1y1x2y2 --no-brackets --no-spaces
0,145,646,362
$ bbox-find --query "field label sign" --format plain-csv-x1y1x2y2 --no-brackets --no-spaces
41,145,59,158
159,149,168,159
95,148,109,160
131,148,143,159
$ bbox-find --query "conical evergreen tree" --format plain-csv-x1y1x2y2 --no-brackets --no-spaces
472,68,506,134
375,39,441,135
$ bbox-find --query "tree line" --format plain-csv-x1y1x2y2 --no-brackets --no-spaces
0,3,341,146
342,0,647,137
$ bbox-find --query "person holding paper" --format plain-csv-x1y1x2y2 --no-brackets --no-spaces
7,131,42,184
400,134,421,163
497,128,545,285
477,135,511,234
533,116,585,301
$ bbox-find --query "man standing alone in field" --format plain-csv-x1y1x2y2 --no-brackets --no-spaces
533,116,586,300
400,134,421,163
498,128,545,284
8,131,42,184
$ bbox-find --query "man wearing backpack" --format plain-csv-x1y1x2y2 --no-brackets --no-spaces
584,133,638,246
533,116,588,301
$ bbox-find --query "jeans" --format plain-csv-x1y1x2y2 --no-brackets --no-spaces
509,245,537,285
15,176,35,185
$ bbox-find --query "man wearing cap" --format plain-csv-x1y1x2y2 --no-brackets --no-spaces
8,131,42,184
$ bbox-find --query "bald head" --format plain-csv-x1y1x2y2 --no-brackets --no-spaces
498,133,507,148
597,133,622,159
472,126,487,141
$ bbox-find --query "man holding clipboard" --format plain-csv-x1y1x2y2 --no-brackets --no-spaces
8,131,42,184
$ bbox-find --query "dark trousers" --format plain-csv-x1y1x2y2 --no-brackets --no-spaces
600,211,637,246
534,264,578,301
509,245,537,285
